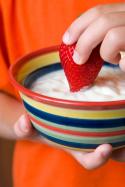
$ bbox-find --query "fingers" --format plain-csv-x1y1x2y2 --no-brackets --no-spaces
14,114,36,139
72,12,125,64
100,27,125,64
63,3,125,45
119,56,125,72
63,6,102,44
62,3,125,65
112,148,125,162
68,144,112,170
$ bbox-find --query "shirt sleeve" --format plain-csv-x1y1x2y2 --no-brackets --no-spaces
0,52,19,98
0,5,19,99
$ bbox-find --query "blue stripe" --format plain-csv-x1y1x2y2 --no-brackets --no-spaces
35,127,125,149
23,101,125,128
24,63,61,88
24,62,119,88
104,61,119,68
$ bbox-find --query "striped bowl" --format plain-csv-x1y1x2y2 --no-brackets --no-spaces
9,46,125,151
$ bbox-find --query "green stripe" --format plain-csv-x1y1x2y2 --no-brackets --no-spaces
28,111,125,133
32,121,125,144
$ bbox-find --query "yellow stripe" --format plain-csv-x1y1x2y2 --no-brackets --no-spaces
21,93,125,119
17,52,59,83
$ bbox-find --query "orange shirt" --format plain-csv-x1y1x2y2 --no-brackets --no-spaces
0,0,125,187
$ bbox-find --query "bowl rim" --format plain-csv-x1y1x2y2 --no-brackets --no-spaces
9,45,125,108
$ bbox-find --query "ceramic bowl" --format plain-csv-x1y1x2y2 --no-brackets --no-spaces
9,46,125,151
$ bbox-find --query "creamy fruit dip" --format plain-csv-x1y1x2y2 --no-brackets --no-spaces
30,65,125,102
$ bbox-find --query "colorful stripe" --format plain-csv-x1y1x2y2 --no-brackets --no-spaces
23,101,125,128
29,114,125,137
43,139,125,151
17,52,59,83
28,112,125,132
33,125,125,149
21,94,125,119
32,121,125,143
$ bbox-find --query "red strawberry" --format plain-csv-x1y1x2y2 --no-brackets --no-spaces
59,42,104,92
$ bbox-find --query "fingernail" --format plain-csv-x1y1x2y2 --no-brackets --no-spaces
119,59,125,72
73,50,83,65
102,149,111,157
62,32,70,44
19,115,29,133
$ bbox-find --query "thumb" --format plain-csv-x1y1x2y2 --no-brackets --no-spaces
119,56,125,72
67,144,112,170
14,114,36,139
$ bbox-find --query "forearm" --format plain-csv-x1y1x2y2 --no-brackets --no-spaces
0,92,24,139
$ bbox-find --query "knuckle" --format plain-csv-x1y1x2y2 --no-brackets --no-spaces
107,29,120,44
99,14,110,26
92,5,104,16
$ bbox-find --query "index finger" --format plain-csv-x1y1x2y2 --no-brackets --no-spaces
63,3,125,45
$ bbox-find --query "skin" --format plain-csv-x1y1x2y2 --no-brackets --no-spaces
62,3,125,71
1,3,125,170
0,92,113,170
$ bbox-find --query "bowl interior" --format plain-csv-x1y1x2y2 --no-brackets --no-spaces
16,50,59,86
10,47,125,108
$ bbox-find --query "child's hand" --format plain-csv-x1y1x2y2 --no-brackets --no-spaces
15,115,125,169
13,3,125,169
66,144,112,169
62,3,125,71
68,146,125,169
61,3,125,168
0,88,112,170
14,114,112,169
14,114,36,139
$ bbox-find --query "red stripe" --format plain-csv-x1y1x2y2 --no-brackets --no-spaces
29,115,125,137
